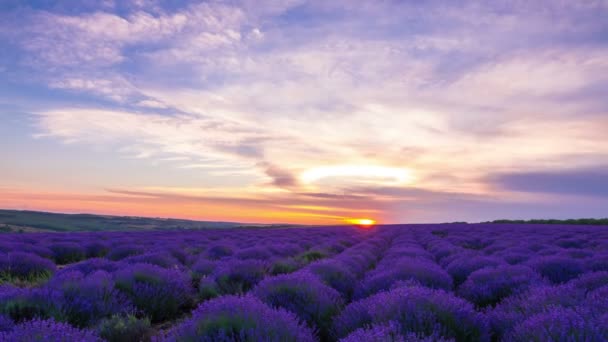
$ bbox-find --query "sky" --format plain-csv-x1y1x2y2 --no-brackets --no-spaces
1,0,607,224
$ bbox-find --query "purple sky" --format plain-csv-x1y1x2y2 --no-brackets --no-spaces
1,1,607,224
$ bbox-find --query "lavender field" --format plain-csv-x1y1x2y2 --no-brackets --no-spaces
0,224,606,341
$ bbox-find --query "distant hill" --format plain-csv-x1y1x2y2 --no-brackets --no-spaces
0,209,293,232
487,218,608,226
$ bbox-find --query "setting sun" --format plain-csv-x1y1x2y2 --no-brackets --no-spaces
345,218,377,227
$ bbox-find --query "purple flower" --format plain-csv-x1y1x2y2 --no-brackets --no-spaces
58,257,119,276
490,283,584,338
0,318,102,341
48,243,86,265
106,245,144,261
211,259,268,294
0,252,56,282
123,252,181,269
190,258,216,281
506,307,608,341
445,255,504,286
235,247,273,260
0,314,14,332
526,256,584,283
114,263,194,322
48,270,134,327
458,265,545,307
340,321,454,342
253,271,343,339
306,259,357,297
206,244,234,260
0,285,58,322
333,285,489,341
158,295,315,342
356,257,453,299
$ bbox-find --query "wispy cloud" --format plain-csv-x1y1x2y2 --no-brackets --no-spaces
1,0,608,222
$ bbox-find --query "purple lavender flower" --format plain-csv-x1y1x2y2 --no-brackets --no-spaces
506,307,608,341
355,257,453,298
48,243,86,265
58,257,119,276
0,314,14,332
489,283,584,338
445,255,504,286
235,247,273,260
0,252,56,282
0,318,102,341
114,263,194,322
340,321,454,342
190,258,216,282
458,265,544,307
253,271,343,339
123,252,181,269
212,259,267,294
307,259,357,297
0,285,58,322
49,270,134,327
334,285,490,341
526,256,584,283
206,244,234,260
159,295,316,342
106,245,144,261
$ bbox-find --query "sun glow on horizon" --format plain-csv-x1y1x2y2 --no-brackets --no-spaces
345,218,377,227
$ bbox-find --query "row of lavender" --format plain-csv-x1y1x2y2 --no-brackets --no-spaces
1,224,608,341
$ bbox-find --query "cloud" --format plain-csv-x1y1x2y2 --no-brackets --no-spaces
489,167,608,198
35,108,270,170
2,0,608,223
259,162,298,189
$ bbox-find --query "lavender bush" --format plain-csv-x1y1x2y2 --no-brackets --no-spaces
159,295,316,341
0,318,102,341
114,263,193,322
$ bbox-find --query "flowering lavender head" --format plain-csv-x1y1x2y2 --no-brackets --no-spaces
505,307,608,341
84,242,110,258
568,271,608,293
0,285,58,322
334,285,489,341
270,257,304,275
191,258,216,282
49,270,134,327
49,243,86,265
160,295,315,342
212,259,267,294
489,283,584,338
58,257,119,276
355,258,453,299
197,276,219,301
123,252,181,269
445,255,504,286
458,265,544,307
206,244,234,260
307,259,357,297
0,318,102,341
114,263,194,322
107,245,144,261
97,314,153,342
0,314,14,332
0,252,56,282
526,256,584,283
253,271,343,339
267,243,304,257
235,247,273,260
340,321,455,342
587,254,608,272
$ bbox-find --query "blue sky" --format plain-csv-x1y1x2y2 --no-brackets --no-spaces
1,0,607,224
